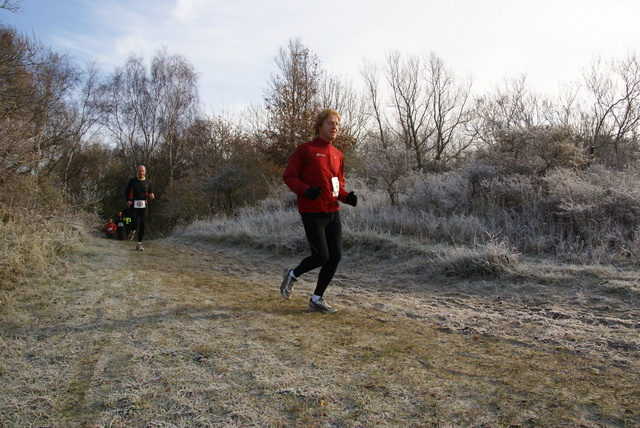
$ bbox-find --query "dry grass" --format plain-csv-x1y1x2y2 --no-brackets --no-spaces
1,232,639,427
0,176,91,290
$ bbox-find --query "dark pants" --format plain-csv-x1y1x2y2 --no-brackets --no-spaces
132,208,147,242
125,221,133,236
292,211,342,297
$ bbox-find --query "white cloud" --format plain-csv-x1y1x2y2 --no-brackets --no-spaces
4,0,640,113
173,0,204,22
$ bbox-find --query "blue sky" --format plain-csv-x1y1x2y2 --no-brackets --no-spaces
2,0,639,114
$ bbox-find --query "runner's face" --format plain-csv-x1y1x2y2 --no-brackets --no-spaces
318,115,339,142
137,166,146,179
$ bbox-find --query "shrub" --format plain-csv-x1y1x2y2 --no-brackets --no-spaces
0,176,91,289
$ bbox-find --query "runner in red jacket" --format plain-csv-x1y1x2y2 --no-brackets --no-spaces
280,108,358,314
104,220,117,239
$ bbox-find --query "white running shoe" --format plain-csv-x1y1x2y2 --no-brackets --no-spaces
308,297,337,314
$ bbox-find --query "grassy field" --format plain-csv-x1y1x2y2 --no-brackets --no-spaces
1,232,639,427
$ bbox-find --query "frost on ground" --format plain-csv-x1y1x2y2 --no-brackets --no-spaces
0,236,638,427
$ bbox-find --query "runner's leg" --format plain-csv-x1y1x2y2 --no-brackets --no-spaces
314,212,342,297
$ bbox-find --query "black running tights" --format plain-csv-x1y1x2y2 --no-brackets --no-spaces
132,208,147,242
292,211,342,297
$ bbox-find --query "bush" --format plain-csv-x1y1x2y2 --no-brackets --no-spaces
404,165,640,261
172,163,640,268
0,176,92,289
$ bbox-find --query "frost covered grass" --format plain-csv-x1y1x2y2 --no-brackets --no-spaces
176,165,640,272
1,236,638,427
2,168,640,426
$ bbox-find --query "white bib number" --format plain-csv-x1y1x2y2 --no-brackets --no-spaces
331,177,340,197
134,200,146,209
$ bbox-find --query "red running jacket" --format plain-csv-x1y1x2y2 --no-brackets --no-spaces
283,137,349,213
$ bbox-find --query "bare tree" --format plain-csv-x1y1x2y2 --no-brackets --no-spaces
362,136,413,205
318,74,365,154
102,54,156,167
152,48,200,185
472,75,546,146
379,51,475,171
360,59,388,149
0,26,83,181
0,27,33,180
30,51,81,180
474,76,586,175
102,48,200,181
386,50,433,170
426,53,474,170
56,63,106,204
157,113,267,223
581,53,640,167
262,37,322,168
1,0,22,13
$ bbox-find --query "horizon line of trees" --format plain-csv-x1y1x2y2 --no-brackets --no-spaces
2,18,640,236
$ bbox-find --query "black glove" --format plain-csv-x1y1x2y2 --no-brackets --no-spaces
345,191,358,207
305,187,321,200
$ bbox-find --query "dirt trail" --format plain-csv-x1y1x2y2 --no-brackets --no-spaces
2,236,640,426
150,237,640,362
117,237,640,379
109,236,640,376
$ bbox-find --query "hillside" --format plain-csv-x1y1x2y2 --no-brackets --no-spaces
1,235,639,427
